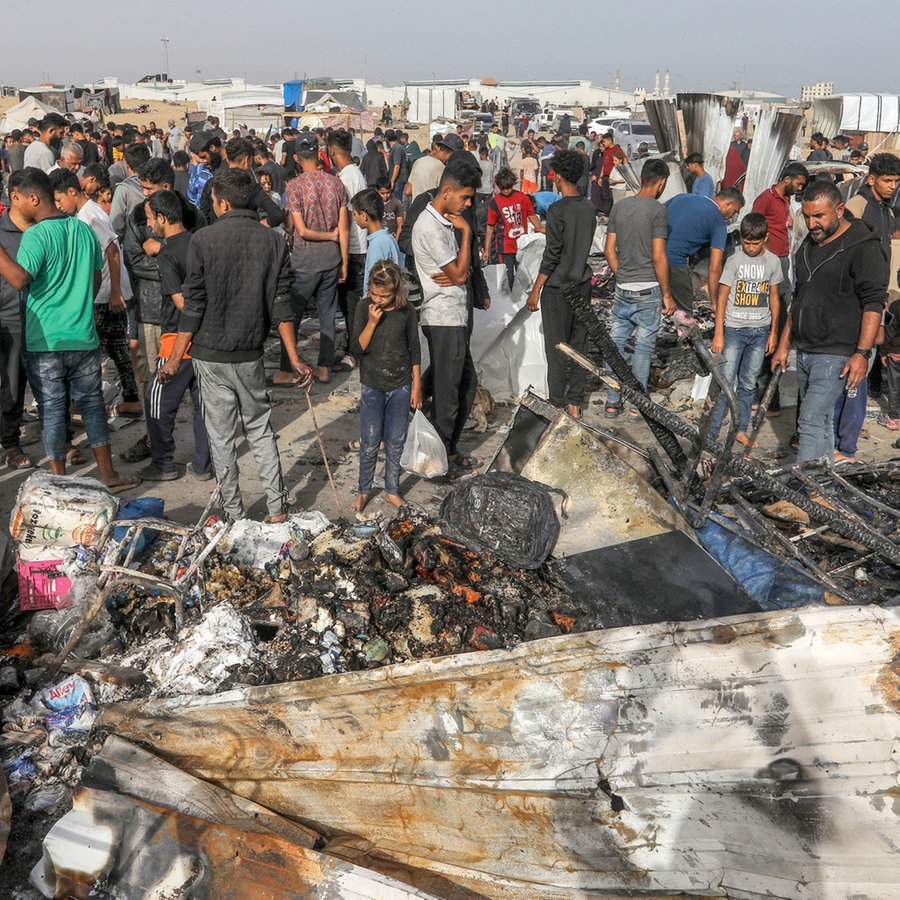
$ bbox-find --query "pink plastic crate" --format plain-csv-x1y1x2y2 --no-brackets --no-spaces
17,558,72,612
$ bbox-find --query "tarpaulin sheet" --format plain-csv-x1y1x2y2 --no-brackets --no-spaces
695,518,826,610
470,247,548,401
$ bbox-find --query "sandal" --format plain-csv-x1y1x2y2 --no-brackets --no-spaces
104,473,141,494
604,405,621,419
345,439,361,451
450,454,481,470
65,445,87,466
4,447,35,469
331,358,356,373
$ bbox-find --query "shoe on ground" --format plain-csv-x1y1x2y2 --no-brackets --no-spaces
139,463,180,481
187,462,213,482
121,435,151,462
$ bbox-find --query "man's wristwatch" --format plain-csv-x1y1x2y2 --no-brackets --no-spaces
855,347,873,359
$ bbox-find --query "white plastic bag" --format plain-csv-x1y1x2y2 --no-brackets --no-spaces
400,410,448,479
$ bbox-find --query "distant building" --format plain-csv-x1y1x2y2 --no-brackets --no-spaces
801,82,834,103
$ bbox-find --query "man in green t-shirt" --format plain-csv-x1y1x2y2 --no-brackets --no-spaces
0,168,139,491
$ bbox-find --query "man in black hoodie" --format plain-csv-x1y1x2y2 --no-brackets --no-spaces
771,181,887,463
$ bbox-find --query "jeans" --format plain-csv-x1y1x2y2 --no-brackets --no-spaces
358,383,410,495
285,266,340,369
795,350,850,463
25,348,110,461
193,357,287,519
606,287,662,408
709,326,769,437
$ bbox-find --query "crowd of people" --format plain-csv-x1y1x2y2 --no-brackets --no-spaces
1,107,899,522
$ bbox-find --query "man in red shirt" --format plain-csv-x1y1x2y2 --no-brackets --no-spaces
483,166,544,288
751,161,809,413
596,132,625,215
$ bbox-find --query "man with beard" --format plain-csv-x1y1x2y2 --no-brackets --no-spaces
23,114,66,172
771,181,887,463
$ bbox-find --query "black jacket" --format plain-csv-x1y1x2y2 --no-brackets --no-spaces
123,192,206,283
792,219,887,356
179,209,294,362
845,181,895,260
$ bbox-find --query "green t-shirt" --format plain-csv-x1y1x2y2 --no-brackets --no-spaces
16,216,103,352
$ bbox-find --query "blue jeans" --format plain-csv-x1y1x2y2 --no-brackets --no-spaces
25,348,110,461
709,326,769,437
606,286,662,408
359,383,410,495
796,351,850,462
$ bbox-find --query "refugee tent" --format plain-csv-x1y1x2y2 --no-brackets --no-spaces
0,96,59,132
18,86,73,112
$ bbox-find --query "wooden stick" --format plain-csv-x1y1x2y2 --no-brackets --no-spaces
306,390,345,520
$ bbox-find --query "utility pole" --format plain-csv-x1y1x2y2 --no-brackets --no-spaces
161,36,170,81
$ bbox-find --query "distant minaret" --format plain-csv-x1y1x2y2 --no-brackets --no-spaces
654,71,660,96
615,68,621,91
664,70,670,95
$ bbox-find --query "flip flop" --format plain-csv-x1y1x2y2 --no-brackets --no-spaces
604,406,621,419
65,445,87,465
4,447,35,469
266,374,305,388
105,474,141,494
346,439,361,451
450,454,481,470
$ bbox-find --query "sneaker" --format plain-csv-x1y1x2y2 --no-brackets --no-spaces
139,463,179,481
876,415,899,431
187,462,213,482
121,434,151,462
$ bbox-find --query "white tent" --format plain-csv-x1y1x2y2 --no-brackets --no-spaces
0,96,59,133
813,93,900,134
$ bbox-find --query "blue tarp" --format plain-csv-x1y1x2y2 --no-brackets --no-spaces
696,518,826,610
283,80,304,112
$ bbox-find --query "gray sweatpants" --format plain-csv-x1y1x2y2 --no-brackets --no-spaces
192,357,287,519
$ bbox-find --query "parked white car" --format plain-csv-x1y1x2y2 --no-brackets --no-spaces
612,121,658,157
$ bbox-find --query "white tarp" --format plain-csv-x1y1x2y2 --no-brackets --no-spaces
470,239,549,401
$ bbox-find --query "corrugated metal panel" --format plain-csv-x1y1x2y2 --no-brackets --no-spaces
678,93,739,187
740,109,803,217
101,605,900,899
643,99,682,158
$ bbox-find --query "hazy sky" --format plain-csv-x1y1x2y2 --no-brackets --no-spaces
0,0,885,99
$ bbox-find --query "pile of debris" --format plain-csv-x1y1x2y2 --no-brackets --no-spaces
1,293,899,896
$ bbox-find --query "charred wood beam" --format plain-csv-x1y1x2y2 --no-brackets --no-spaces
565,282,689,473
